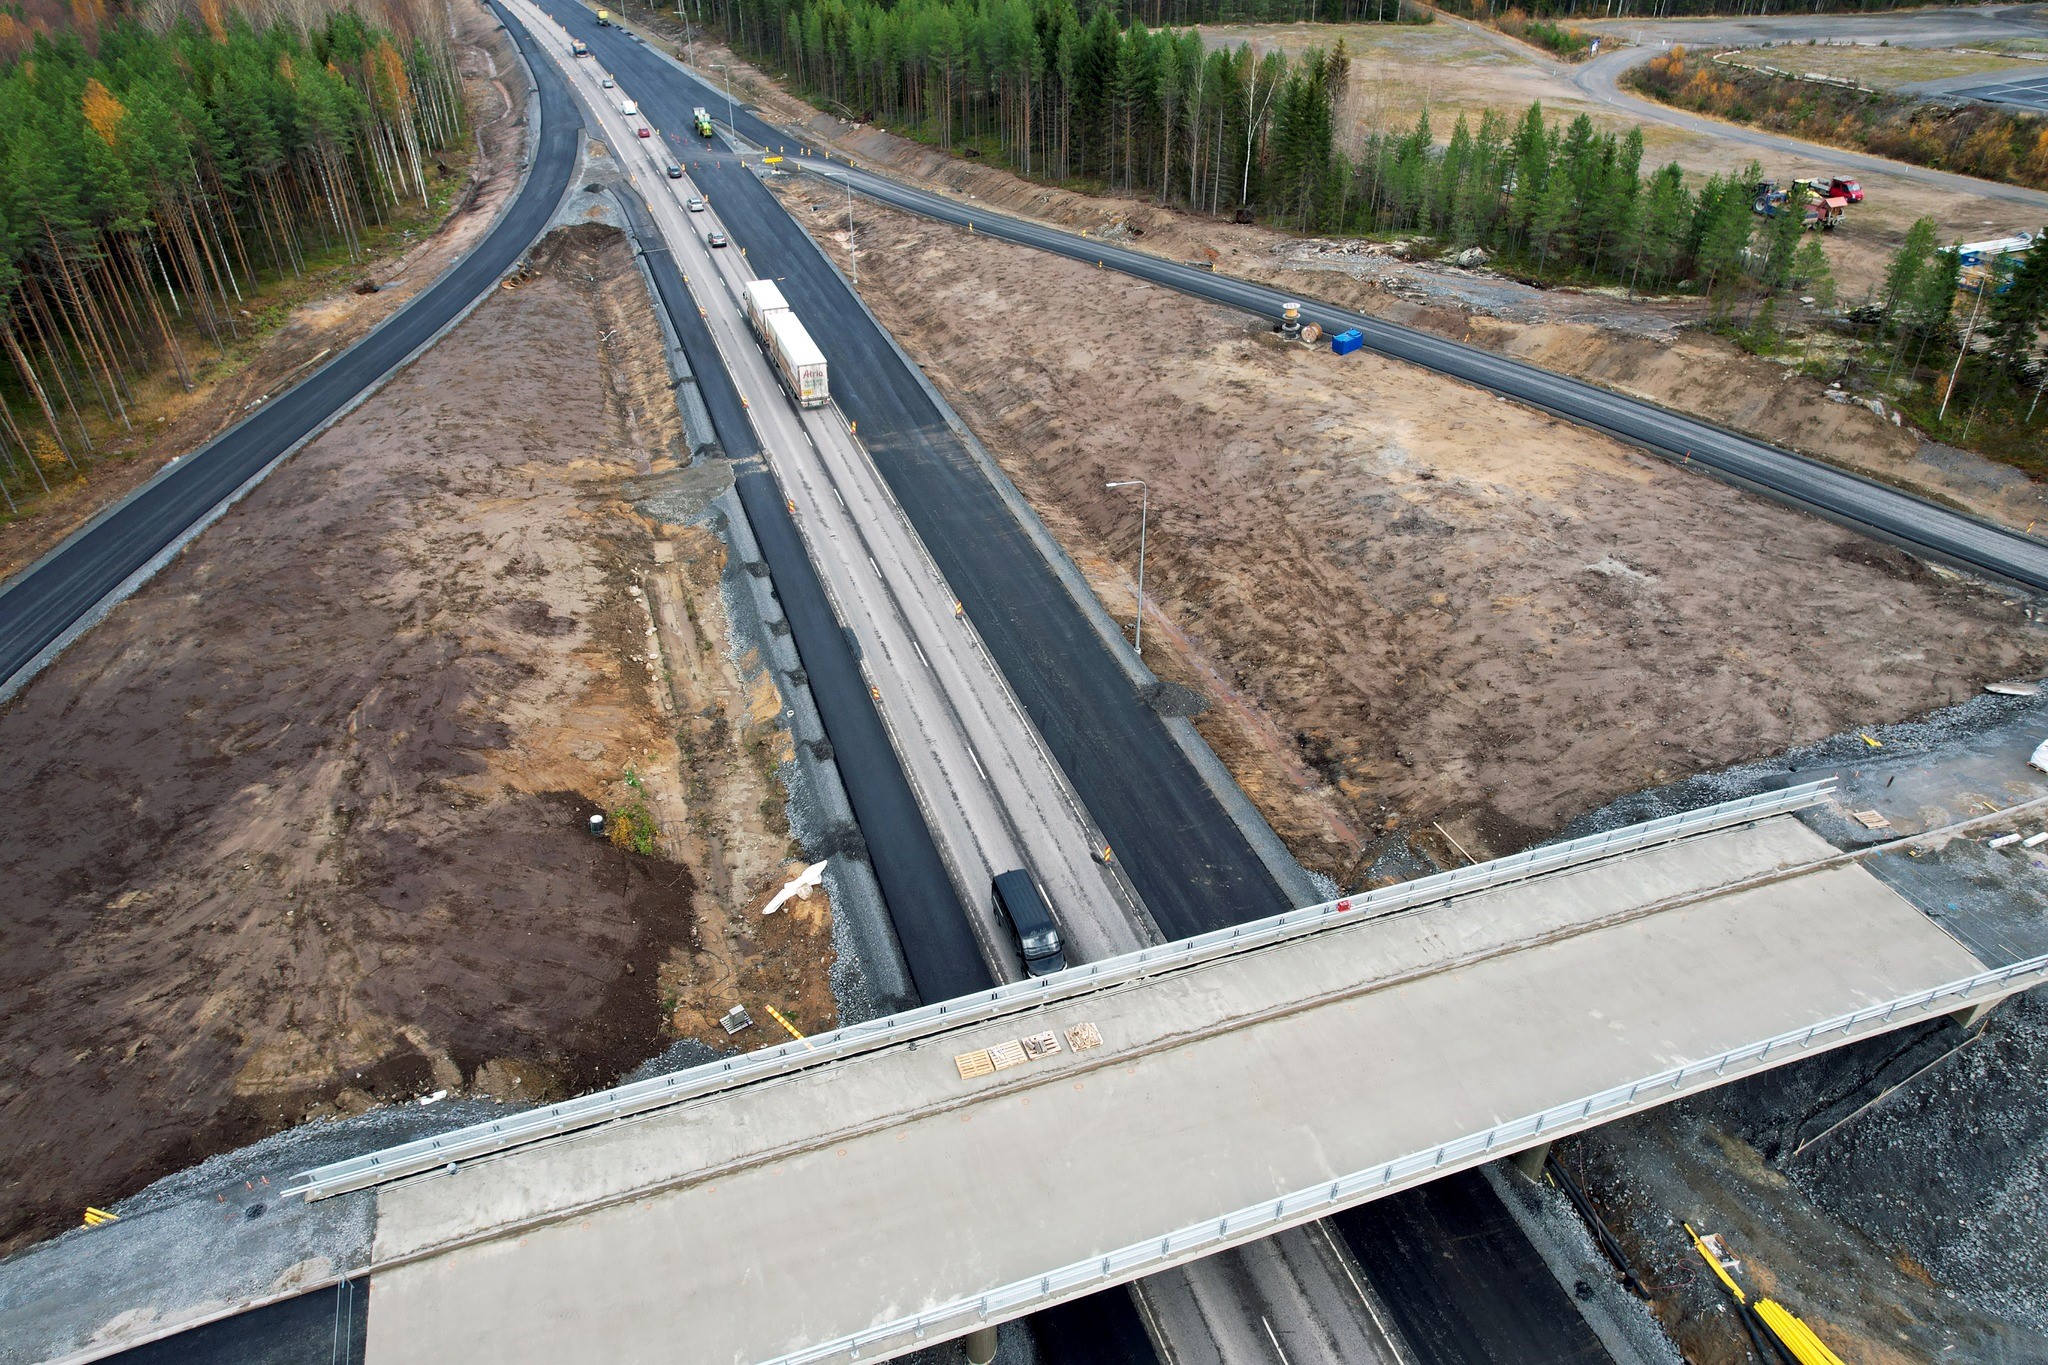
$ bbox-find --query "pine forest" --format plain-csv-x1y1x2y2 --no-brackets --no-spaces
0,0,470,514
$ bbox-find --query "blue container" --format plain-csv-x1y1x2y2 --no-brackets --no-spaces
1331,328,1364,356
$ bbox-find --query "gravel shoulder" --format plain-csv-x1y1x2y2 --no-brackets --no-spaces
0,2,529,586
0,223,832,1258
781,184,2046,881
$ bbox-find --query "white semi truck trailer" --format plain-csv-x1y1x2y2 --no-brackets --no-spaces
742,280,829,408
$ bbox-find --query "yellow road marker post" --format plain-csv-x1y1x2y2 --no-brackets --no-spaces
764,1003,807,1044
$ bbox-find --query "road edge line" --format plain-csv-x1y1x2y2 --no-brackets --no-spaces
0,3,573,706
775,163,1322,907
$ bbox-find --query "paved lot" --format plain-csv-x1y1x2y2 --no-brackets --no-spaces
1943,73,2048,112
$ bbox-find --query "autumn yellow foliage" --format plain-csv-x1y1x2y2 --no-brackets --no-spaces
82,76,125,146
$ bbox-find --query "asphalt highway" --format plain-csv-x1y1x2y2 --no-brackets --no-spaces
0,3,582,699
1570,4,2048,216
528,14,1147,988
543,10,1619,1364
537,4,1299,943
607,188,987,1001
809,157,2048,594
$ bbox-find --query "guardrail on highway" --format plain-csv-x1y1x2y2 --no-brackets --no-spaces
767,945,2048,1364
286,781,1833,1201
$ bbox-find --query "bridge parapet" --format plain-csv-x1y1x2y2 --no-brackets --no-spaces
348,801,2025,1365
289,781,1835,1204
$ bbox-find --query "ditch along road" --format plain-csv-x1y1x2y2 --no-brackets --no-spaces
509,12,1444,1364
534,6,1618,1364
510,1,1147,987
806,153,2048,594
0,11,584,702
1570,2,2048,215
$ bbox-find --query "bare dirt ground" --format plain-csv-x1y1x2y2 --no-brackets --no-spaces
0,223,831,1256
781,187,2046,885
629,6,2047,530
0,0,526,583
1206,15,2032,300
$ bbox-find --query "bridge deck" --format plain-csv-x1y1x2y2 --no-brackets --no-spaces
363,817,1987,1364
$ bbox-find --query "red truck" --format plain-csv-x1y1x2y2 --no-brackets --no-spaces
1806,176,1862,203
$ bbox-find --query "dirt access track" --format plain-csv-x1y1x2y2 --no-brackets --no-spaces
782,187,2046,879
0,224,831,1256
633,12,2046,533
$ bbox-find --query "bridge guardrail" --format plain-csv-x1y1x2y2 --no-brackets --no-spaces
769,946,2048,1364
286,781,1833,1202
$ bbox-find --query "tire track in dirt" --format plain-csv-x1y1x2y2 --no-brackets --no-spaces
0,225,830,1255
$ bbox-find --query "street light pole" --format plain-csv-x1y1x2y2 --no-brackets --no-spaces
712,62,734,130
1105,479,1147,657
847,176,857,286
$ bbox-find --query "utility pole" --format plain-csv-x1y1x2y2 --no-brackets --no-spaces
1940,281,1986,423
846,176,857,286
1105,480,1148,657
713,62,735,130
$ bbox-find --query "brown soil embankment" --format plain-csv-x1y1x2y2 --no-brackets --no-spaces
784,189,2045,879
613,9,2040,530
0,223,831,1255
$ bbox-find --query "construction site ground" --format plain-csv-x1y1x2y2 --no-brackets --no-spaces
0,1,523,583
632,7,2048,534
780,182,2045,885
781,185,2048,1361
0,221,831,1260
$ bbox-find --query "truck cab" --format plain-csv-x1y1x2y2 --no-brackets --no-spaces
992,870,1066,977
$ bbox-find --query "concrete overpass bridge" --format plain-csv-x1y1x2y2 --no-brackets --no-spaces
286,782,2045,1364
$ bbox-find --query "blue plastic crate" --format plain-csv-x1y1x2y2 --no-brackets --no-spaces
1331,328,1364,355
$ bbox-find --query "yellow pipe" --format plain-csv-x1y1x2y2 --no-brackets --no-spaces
1682,1222,1746,1304
1756,1298,1848,1365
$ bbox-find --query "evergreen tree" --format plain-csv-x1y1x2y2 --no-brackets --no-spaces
1692,166,1758,302
1791,234,1835,311
1759,189,1805,292
1988,231,2048,380
1882,216,1937,329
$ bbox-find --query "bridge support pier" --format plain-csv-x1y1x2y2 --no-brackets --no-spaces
1950,1000,1997,1032
1509,1142,1551,1181
963,1325,999,1365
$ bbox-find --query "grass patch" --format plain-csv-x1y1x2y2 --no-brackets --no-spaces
609,800,659,855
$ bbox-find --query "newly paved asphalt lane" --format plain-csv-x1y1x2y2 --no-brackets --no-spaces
105,1280,369,1365
813,158,2048,595
610,190,988,999
552,8,1292,941
548,11,1614,1364
1335,1174,1610,1365
0,0,582,697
